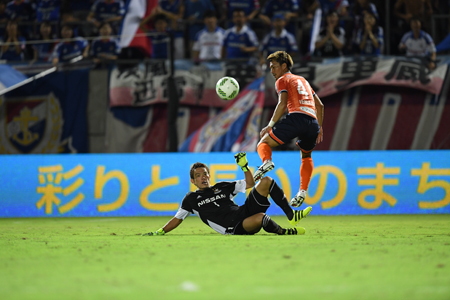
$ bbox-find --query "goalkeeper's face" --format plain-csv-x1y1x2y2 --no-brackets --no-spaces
191,167,211,190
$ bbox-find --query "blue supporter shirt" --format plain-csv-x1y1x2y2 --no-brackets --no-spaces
159,0,184,37
90,0,125,22
223,24,259,59
356,26,383,56
318,0,349,16
159,0,182,15
184,0,215,41
262,0,299,17
5,0,34,21
262,0,299,33
90,37,119,58
52,37,88,62
36,0,60,22
260,28,298,54
400,30,436,57
33,40,56,61
149,31,169,59
225,0,260,20
0,36,26,61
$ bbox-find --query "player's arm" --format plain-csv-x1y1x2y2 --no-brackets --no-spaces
329,30,344,50
235,152,255,189
314,93,324,144
162,217,183,233
260,91,287,138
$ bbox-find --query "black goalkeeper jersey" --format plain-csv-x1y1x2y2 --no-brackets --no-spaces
174,180,247,234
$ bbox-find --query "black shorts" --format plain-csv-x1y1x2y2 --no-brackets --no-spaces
269,113,320,153
231,188,271,235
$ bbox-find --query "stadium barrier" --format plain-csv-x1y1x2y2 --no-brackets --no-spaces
1,150,449,218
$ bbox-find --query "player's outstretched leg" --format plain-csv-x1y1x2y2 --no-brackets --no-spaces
289,206,312,227
268,179,312,226
268,179,294,220
291,154,314,207
260,214,304,235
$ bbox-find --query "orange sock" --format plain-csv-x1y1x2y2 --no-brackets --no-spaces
257,143,272,162
300,157,313,190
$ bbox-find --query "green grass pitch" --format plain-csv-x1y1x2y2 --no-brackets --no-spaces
1,215,449,300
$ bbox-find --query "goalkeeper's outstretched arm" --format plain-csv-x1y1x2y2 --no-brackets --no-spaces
143,217,182,236
162,217,183,234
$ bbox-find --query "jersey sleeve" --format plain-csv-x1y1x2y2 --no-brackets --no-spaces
192,31,202,51
377,27,384,47
234,179,246,194
174,207,191,220
174,193,193,220
118,1,125,16
425,33,436,53
287,33,298,52
275,77,287,95
247,29,259,47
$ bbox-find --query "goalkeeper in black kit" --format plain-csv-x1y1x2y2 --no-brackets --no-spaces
142,153,312,236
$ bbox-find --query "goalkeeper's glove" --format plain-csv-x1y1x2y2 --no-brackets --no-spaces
142,228,165,236
234,152,249,172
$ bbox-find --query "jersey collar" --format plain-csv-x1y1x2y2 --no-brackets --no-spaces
270,28,288,38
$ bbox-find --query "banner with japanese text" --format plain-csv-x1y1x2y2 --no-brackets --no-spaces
295,56,448,98
0,151,449,218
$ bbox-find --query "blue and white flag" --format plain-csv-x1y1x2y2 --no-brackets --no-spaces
180,77,265,152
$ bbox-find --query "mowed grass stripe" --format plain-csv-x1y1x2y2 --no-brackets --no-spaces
0,215,449,300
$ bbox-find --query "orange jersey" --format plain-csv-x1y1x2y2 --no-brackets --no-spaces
275,72,317,119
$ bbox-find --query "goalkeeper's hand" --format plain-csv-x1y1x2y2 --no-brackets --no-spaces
234,152,249,172
142,228,165,236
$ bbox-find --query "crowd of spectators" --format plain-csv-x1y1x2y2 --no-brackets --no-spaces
0,0,448,68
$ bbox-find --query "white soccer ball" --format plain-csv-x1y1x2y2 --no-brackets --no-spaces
216,76,240,100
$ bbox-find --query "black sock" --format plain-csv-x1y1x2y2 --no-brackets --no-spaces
262,214,283,235
269,180,294,220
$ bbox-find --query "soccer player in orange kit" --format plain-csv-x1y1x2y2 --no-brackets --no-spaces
254,51,324,207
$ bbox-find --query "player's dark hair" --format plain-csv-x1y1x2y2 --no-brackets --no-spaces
190,162,210,179
153,13,167,23
232,8,245,16
98,22,111,30
410,17,421,24
326,9,338,18
267,51,293,70
204,10,216,19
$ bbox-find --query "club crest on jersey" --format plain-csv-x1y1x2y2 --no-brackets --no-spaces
213,188,221,194
0,93,63,154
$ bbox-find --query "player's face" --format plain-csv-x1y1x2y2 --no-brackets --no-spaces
364,14,375,26
40,23,51,37
327,13,338,27
155,20,167,32
100,24,112,36
411,20,421,32
191,167,211,190
269,61,285,80
61,27,73,39
232,11,245,27
273,19,286,31
204,16,217,30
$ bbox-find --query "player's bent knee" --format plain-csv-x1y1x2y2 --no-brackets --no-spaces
255,177,272,196
260,176,273,187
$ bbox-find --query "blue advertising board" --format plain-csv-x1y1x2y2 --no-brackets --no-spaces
0,151,449,218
